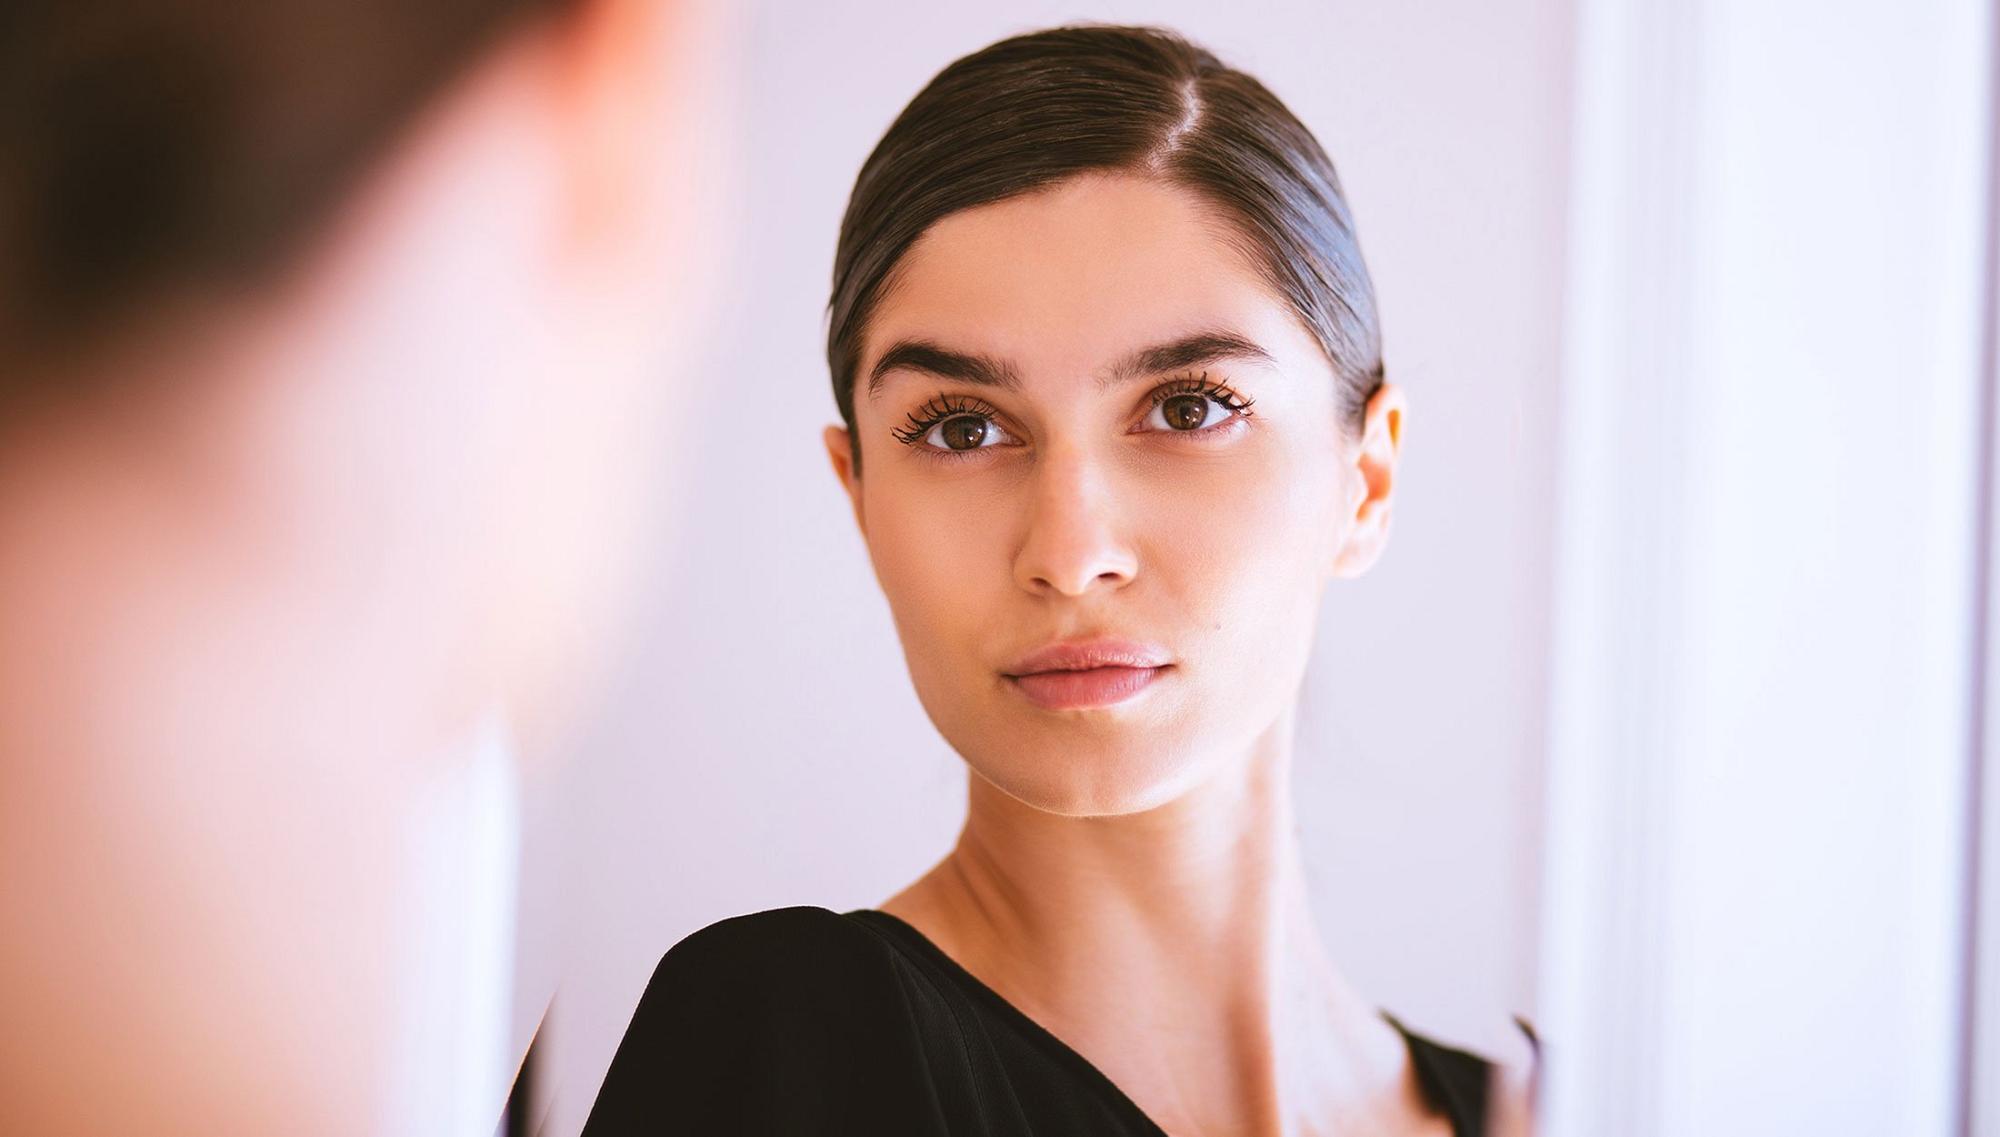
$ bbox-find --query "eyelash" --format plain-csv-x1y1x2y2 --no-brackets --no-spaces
1145,372,1257,418
890,373,1256,455
891,394,1007,446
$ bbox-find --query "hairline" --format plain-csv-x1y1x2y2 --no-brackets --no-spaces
843,169,1309,405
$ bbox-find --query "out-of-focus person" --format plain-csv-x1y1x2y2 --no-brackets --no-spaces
0,2,710,1133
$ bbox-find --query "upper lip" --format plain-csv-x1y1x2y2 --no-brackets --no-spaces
1003,638,1173,677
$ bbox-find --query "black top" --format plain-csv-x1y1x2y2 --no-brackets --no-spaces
583,906,1499,1136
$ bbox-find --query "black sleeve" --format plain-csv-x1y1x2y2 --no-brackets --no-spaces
579,907,953,1137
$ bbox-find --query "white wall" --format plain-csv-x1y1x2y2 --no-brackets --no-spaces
1539,0,1994,1134
521,3,1575,1131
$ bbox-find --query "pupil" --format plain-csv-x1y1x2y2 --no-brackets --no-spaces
1164,395,1209,430
943,417,987,450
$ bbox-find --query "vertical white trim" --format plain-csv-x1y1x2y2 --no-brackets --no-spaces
1970,2,2000,1123
1538,0,1700,1132
1976,389,2000,1136
1979,573,2000,1137
383,713,521,1137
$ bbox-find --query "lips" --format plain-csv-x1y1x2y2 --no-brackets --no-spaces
1002,639,1172,711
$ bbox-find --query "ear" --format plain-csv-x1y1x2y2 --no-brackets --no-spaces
1330,382,1406,579
823,424,865,533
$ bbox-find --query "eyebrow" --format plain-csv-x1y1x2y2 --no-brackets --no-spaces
1104,331,1276,389
864,329,1276,398
868,341,1021,394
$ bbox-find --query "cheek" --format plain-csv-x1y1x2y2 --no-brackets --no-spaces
1144,435,1347,734
1147,435,1346,606
860,472,1012,674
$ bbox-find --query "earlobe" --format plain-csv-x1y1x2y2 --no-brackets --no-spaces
822,425,865,531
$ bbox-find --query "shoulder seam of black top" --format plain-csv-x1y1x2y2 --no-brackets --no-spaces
856,913,1001,1129
843,908,1172,1136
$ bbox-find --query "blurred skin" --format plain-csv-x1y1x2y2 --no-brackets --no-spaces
825,175,1526,1135
0,1,705,1133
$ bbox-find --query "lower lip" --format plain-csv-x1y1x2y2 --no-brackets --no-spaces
1008,666,1167,711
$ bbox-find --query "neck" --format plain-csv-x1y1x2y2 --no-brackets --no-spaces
946,712,1316,981
884,708,1416,1136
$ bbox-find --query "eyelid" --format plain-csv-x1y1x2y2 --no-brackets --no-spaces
1151,370,1250,401
1135,372,1257,427
891,392,1020,450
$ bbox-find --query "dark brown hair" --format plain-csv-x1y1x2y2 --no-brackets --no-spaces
0,0,563,383
827,24,1382,464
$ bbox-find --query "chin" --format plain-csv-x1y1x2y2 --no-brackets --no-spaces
960,729,1218,818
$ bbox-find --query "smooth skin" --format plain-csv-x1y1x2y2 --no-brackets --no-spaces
825,174,1523,1136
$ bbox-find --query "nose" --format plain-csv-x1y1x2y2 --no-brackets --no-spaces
1012,445,1139,598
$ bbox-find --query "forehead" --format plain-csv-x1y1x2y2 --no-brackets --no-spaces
860,174,1313,387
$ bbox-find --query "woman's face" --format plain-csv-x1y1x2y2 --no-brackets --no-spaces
829,174,1402,817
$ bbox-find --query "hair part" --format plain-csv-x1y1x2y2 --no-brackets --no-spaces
826,24,1383,470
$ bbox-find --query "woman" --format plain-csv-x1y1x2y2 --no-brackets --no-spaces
0,2,704,1133
586,24,1530,1136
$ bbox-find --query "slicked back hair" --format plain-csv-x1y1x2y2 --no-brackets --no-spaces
827,25,1382,468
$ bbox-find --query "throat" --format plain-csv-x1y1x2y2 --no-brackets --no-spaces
877,737,1422,1136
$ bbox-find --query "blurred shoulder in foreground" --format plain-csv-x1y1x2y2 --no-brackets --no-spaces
0,1,714,1133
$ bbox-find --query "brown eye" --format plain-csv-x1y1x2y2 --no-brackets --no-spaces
937,415,989,450
1160,394,1211,431
899,402,1017,454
